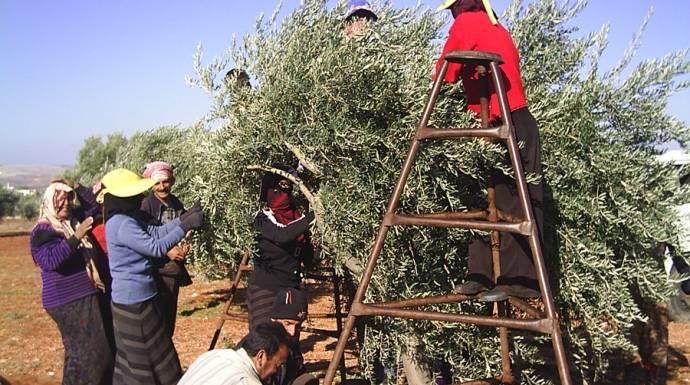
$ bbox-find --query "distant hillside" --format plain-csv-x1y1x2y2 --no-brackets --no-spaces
0,165,69,189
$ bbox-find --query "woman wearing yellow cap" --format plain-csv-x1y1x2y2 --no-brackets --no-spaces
436,0,544,302
101,168,204,385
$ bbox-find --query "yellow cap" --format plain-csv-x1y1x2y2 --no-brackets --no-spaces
436,0,498,25
101,168,156,198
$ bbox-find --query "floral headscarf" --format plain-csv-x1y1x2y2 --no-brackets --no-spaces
36,182,77,235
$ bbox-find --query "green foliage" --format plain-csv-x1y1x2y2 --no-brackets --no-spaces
504,1,690,380
99,0,689,383
110,124,209,201
0,187,38,219
0,185,21,218
16,193,40,219
65,133,128,185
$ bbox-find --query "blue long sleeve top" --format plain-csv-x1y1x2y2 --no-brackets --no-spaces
105,214,185,305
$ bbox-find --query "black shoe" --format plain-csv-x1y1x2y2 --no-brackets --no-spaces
507,285,541,299
479,285,541,302
453,280,490,295
478,287,510,302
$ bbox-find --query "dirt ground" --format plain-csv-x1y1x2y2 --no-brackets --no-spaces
1,227,690,384
0,230,356,385
0,219,33,234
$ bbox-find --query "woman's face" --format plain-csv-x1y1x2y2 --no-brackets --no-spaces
57,198,72,220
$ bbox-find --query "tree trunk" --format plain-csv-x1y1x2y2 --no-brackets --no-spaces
402,352,433,385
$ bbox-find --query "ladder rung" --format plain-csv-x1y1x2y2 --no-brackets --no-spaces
412,211,488,220
385,213,532,235
308,312,349,319
222,311,348,320
416,126,508,140
508,297,545,319
454,377,505,385
301,327,340,338
352,303,552,334
444,50,504,65
374,294,540,321
373,293,478,308
222,312,248,320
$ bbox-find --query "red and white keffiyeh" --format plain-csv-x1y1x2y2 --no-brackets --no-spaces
143,161,174,182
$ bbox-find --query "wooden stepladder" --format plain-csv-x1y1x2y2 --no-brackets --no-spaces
322,51,572,385
208,251,253,351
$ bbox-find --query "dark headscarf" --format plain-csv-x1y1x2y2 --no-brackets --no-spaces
104,193,145,222
259,163,307,241
456,0,485,11
259,163,297,202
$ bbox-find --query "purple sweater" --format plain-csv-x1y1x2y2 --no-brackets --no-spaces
29,186,100,309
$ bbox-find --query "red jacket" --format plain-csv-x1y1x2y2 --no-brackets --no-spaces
435,11,527,121
91,221,108,257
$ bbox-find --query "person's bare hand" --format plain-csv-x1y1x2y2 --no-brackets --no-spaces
178,243,191,257
167,246,187,261
74,217,94,239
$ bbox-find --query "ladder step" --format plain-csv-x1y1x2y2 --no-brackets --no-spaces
416,126,508,140
373,294,545,322
444,50,504,65
352,303,552,334
384,213,532,235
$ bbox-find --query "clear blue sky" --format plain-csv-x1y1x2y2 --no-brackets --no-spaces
1,0,688,166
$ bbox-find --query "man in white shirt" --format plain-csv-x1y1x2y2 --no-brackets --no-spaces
179,322,290,385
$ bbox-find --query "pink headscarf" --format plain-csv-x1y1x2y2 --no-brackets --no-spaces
143,161,174,182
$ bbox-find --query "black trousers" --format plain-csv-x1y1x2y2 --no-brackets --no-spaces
247,284,279,332
154,261,191,336
155,274,180,336
467,107,543,292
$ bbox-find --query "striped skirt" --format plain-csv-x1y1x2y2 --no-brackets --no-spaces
246,284,278,331
111,296,182,385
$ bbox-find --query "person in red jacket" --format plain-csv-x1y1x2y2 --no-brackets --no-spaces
436,0,544,302
91,180,109,257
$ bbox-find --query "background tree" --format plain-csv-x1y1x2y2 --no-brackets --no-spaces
16,193,40,220
66,126,207,198
0,185,20,218
65,133,128,185
108,124,208,201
